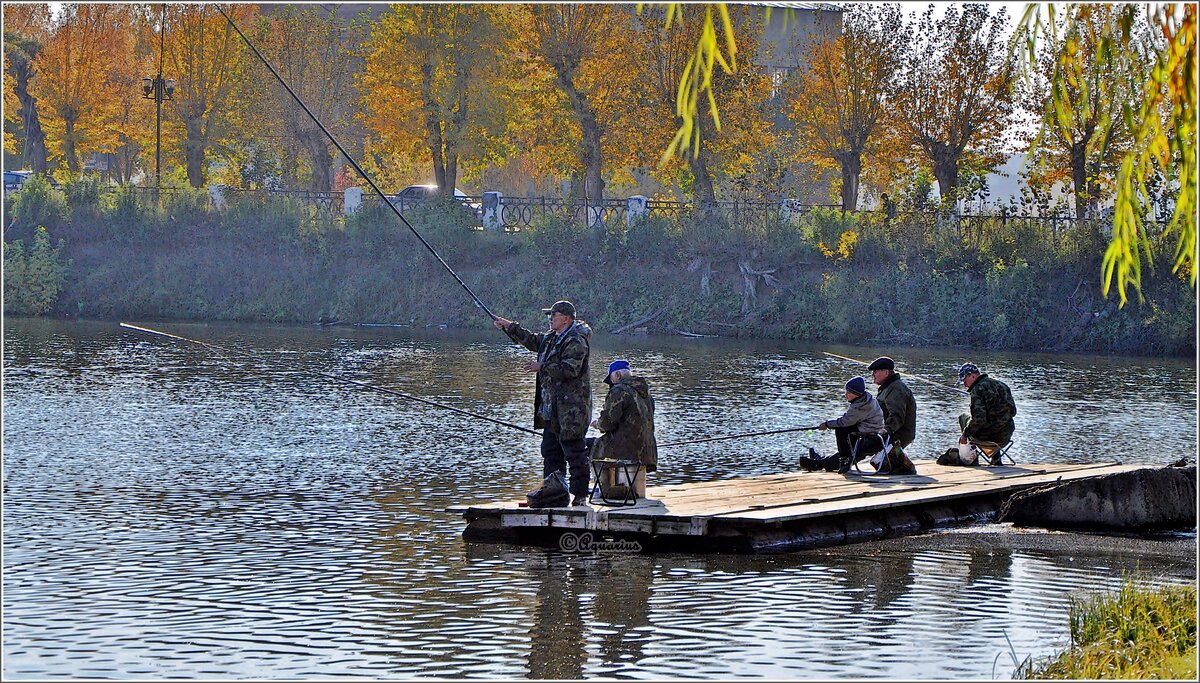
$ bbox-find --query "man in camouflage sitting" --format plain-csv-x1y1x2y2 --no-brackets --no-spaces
942,362,1017,466
590,359,657,499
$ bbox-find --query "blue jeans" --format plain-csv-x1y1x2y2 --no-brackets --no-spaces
541,430,590,497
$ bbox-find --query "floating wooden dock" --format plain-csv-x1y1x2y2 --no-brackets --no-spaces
451,460,1149,553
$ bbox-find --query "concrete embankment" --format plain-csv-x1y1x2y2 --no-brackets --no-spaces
998,462,1197,531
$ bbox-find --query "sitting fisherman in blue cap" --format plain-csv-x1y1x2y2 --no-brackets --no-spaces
799,376,886,474
590,360,657,499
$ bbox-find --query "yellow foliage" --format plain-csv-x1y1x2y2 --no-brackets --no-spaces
836,230,858,260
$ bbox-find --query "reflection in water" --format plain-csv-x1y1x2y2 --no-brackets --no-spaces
528,557,587,680
3,318,1195,679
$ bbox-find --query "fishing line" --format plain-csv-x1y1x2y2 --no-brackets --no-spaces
823,351,969,396
659,425,820,448
217,7,497,321
121,323,540,435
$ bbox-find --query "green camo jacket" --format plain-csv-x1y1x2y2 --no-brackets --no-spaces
594,375,658,472
504,319,593,440
963,373,1016,444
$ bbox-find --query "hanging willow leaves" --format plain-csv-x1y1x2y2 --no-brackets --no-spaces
1020,3,1196,306
645,3,737,165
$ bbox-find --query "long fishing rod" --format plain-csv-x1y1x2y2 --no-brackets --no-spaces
216,7,497,322
659,425,820,448
823,351,968,396
120,323,540,436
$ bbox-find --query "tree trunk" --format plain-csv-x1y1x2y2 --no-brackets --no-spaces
282,144,298,190
930,144,959,206
184,116,206,188
302,130,333,193
688,115,717,207
62,114,80,172
836,149,862,212
553,69,604,203
1071,140,1089,222
417,56,447,194
9,55,48,173
441,79,469,197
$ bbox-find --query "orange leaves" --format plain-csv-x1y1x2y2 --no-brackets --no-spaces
32,4,136,171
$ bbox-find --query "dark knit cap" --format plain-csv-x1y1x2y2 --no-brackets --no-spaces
845,376,867,396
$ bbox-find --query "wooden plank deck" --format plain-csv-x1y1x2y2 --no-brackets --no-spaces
451,460,1148,553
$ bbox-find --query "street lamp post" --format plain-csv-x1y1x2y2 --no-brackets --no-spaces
141,5,173,190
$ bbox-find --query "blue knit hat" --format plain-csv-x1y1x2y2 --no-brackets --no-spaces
845,376,866,396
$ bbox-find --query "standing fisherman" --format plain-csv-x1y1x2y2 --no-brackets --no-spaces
494,301,593,506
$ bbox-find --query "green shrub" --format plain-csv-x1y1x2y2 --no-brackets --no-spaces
104,184,142,224
7,175,68,238
523,213,590,263
3,226,69,315
801,206,858,252
64,173,104,219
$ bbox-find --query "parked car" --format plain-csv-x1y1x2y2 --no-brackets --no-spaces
4,170,34,197
387,184,481,221
395,184,468,202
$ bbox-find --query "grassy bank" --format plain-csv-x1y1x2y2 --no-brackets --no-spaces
1018,579,1197,679
3,177,1195,357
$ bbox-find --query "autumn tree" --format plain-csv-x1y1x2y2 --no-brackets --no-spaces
31,3,131,173
3,3,52,173
164,4,255,188
360,4,508,195
896,4,1016,204
526,4,634,203
787,4,909,211
627,5,772,206
1020,5,1149,223
254,6,361,193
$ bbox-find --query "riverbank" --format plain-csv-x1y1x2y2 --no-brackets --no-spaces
4,183,1195,356
1018,577,1197,679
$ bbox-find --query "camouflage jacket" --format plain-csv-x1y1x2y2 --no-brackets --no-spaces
504,319,593,440
963,373,1016,444
876,374,917,446
823,392,885,434
593,375,658,473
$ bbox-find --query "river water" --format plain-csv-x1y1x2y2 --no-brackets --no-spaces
3,318,1196,679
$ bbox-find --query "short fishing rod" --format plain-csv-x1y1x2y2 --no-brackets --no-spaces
822,351,968,396
217,8,497,322
120,323,540,436
659,425,820,448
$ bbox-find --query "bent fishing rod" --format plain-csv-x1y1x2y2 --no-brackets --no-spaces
217,8,496,322
120,323,540,436
822,351,968,396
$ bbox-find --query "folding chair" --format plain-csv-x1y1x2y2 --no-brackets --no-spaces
849,433,890,473
971,440,1015,466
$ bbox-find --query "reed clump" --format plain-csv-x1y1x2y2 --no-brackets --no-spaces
1020,578,1197,679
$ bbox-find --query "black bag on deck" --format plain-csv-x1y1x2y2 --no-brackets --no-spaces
527,470,569,508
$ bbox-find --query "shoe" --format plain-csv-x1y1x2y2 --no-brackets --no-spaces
571,495,588,506
836,453,852,474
